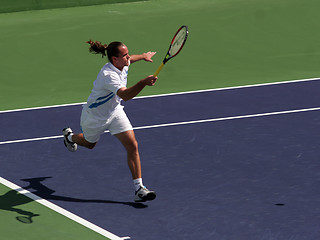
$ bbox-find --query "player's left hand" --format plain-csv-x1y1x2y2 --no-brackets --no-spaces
143,51,156,62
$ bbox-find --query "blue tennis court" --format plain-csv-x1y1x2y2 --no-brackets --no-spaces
1,79,320,240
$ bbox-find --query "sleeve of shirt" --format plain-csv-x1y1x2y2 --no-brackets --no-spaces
102,71,126,94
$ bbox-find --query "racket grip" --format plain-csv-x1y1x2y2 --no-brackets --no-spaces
154,63,165,77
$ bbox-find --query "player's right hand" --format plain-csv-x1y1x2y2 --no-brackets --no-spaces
143,75,158,86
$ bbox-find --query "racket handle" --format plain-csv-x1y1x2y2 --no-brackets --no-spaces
154,63,165,77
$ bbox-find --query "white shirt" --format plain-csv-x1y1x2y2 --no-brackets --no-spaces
83,62,129,121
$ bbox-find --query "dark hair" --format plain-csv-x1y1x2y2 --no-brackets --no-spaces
86,40,124,63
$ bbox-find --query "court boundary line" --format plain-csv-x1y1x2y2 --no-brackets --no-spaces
0,77,319,113
1,106,320,145
0,177,130,240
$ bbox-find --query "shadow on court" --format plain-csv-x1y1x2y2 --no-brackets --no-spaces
21,177,147,209
0,189,40,224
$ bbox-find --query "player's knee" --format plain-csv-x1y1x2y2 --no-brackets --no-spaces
127,139,138,153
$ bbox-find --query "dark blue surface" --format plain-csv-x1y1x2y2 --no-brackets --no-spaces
1,80,320,240
1,79,320,142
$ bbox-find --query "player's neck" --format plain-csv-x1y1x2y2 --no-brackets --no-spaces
112,62,124,71
110,62,124,72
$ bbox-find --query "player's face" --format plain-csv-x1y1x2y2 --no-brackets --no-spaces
113,45,130,70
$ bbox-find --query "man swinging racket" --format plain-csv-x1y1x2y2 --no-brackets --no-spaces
63,40,157,202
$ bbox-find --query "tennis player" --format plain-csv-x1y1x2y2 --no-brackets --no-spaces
63,40,157,202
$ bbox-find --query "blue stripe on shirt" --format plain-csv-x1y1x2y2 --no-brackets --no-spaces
88,92,115,109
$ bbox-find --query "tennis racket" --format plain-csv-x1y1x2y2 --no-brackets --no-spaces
154,25,189,77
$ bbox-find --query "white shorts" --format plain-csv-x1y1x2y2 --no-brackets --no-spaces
80,107,133,143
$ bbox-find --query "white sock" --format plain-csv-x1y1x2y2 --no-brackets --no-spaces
133,178,143,192
67,133,74,143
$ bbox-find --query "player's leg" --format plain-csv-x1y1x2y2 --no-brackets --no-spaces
63,107,104,151
72,133,96,149
63,128,97,151
114,130,141,179
114,130,156,202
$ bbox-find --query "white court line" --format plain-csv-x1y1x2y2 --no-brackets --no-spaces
0,177,129,240
0,77,319,113
1,106,320,145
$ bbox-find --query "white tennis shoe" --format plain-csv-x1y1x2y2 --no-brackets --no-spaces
62,128,77,152
134,186,156,202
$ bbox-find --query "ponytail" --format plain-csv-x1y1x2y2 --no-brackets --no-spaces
87,40,124,63
86,40,107,58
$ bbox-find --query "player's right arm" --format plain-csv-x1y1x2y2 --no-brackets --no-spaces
117,75,157,101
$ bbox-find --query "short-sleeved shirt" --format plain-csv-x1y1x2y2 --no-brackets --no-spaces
83,62,129,121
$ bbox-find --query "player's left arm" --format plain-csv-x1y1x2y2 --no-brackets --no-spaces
130,51,156,63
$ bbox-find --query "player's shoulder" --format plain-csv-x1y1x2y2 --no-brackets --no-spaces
100,63,116,77
101,62,112,72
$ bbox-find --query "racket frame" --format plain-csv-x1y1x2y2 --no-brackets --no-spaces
154,25,188,76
